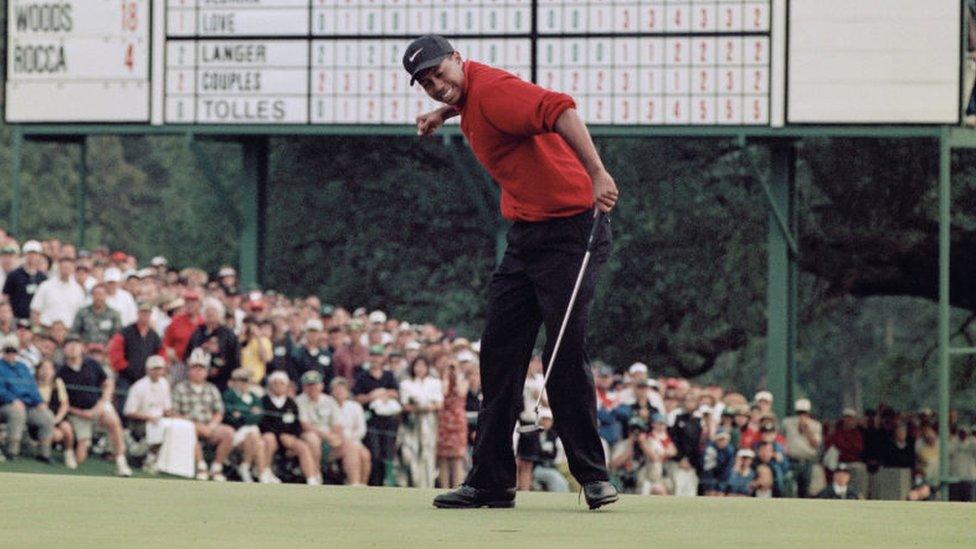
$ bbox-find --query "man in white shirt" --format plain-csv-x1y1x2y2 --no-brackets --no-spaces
30,256,85,327
781,398,823,498
123,355,196,477
104,267,138,325
296,371,354,483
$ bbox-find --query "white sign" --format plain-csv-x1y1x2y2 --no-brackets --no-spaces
788,0,960,124
5,0,150,122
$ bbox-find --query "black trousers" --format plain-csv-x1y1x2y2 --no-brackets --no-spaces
466,210,612,490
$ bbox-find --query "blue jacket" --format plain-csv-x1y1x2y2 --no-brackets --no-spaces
0,357,43,407
597,402,631,445
702,442,737,484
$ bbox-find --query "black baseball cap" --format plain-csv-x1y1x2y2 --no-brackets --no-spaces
403,35,455,85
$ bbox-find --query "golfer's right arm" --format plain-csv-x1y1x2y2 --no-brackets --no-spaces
416,105,458,135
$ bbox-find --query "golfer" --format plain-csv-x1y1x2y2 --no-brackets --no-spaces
404,35,619,510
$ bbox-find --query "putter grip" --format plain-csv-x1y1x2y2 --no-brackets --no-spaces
586,210,605,251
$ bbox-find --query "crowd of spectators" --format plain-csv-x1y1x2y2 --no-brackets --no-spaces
1,231,974,500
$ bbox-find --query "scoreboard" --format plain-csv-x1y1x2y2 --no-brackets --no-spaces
3,0,963,127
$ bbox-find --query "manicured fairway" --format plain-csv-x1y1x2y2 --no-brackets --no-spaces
0,471,972,548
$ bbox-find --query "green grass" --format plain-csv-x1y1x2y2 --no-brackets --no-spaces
1,470,973,548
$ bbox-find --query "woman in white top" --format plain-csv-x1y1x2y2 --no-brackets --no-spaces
399,357,444,488
330,377,371,486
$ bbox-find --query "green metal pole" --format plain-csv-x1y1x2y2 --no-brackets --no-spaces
937,131,951,501
765,141,797,419
78,138,88,249
239,137,269,289
10,128,23,237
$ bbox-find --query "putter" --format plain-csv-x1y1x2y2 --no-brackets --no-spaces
518,209,605,435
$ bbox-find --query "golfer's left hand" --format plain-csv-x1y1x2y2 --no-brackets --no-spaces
592,169,619,213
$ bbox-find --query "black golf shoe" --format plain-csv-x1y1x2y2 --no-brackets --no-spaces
432,485,516,509
582,480,619,510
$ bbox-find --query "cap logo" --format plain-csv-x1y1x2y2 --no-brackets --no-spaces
409,47,424,63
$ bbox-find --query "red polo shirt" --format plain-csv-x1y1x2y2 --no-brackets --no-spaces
456,61,593,222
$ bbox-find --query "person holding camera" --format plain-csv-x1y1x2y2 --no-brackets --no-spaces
611,413,676,495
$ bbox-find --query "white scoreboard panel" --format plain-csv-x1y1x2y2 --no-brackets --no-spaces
788,0,960,124
5,0,151,122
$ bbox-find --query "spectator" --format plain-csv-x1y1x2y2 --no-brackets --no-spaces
240,317,272,385
525,407,569,492
619,362,664,412
260,371,322,485
0,335,55,461
58,336,132,476
880,421,916,469
670,393,704,472
30,256,85,328
755,440,788,497
184,298,240,391
726,449,756,496
782,398,823,498
329,377,371,486
354,348,401,486
2,240,47,320
612,414,675,495
221,367,270,483
123,355,197,478
754,391,774,418
817,463,859,499
171,348,234,481
326,325,355,381
949,426,976,485
162,290,203,363
339,320,369,373
71,284,123,344
295,370,351,484
34,358,75,468
15,320,41,370
288,319,333,388
103,267,137,326
399,356,443,488
701,430,736,495
108,302,165,401
830,408,867,496
595,365,631,459
915,424,940,486
436,358,469,489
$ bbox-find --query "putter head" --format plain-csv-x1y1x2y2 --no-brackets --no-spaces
517,423,542,434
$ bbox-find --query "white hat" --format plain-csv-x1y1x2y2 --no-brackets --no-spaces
267,370,290,384
736,449,755,459
398,322,413,333
304,318,324,332
538,407,554,421
150,256,168,267
628,362,648,375
471,340,481,353
218,267,236,278
188,347,212,367
368,310,387,324
104,267,123,283
136,267,156,279
405,341,421,351
2,334,19,352
21,240,42,254
794,398,812,413
456,350,477,363
754,390,773,403
842,407,858,417
352,307,367,317
146,355,166,370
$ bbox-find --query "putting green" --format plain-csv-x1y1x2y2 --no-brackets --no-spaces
0,472,972,548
